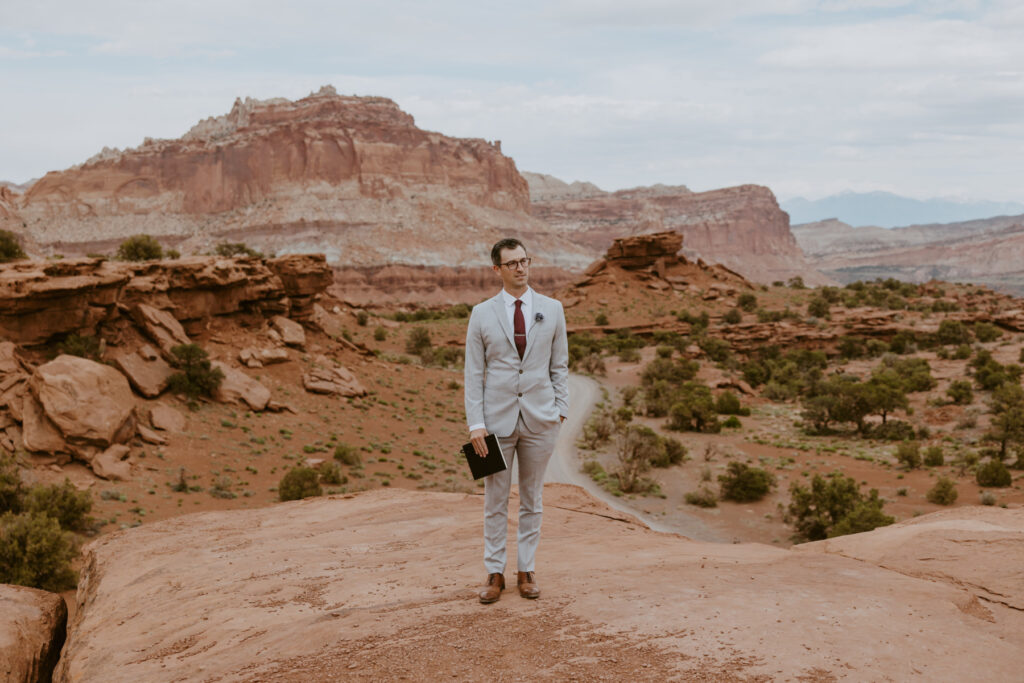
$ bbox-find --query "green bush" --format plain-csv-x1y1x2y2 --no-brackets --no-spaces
406,327,432,356
641,357,699,386
23,480,93,532
278,466,323,501
166,248,181,259
737,292,758,312
116,234,164,261
614,425,663,493
0,512,78,591
167,344,225,400
595,312,609,326
973,322,1002,343
55,333,102,361
923,445,944,467
866,420,916,441
684,487,718,508
0,229,27,262
373,326,387,342
668,382,720,433
976,459,1012,487
936,319,971,345
618,347,641,363
697,336,731,363
334,444,362,467
714,391,749,416
718,462,774,502
0,455,26,514
213,242,262,258
723,308,742,324
895,441,921,469
807,296,830,319
926,477,958,505
946,380,973,405
318,461,346,486
786,472,894,541
651,437,687,468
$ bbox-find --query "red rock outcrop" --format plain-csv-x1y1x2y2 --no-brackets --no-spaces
54,487,1024,681
530,178,831,285
3,87,592,271
0,254,332,345
0,584,67,683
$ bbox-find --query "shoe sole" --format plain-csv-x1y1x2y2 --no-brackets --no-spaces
479,595,501,604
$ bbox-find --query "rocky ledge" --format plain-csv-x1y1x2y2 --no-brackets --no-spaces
43,486,1024,681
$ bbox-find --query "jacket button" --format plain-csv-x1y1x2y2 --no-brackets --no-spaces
519,369,523,374
518,392,523,397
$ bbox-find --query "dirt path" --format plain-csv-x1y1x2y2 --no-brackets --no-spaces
544,374,724,541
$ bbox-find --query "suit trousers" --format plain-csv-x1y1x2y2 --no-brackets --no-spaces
483,414,559,574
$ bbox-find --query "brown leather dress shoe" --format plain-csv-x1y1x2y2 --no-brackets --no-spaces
478,573,505,604
517,571,540,599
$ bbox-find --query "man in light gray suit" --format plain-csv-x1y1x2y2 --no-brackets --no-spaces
464,238,569,604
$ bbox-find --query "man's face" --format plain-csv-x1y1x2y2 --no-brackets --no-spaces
493,245,529,291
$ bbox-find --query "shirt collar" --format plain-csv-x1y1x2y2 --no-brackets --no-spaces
501,287,533,307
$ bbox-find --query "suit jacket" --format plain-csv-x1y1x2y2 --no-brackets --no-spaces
464,290,569,437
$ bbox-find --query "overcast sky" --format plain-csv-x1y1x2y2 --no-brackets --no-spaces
2,0,1023,201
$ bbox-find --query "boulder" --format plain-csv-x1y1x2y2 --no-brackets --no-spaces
302,356,367,397
137,424,167,445
270,316,306,348
238,347,290,369
211,362,271,411
91,444,131,481
130,303,190,357
0,584,67,683
21,394,68,454
28,355,135,450
149,405,185,432
111,349,175,398
0,340,20,374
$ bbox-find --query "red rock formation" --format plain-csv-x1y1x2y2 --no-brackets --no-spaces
3,87,592,271
530,180,830,285
0,254,332,345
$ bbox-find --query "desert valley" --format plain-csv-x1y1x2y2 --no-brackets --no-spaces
2,88,1023,681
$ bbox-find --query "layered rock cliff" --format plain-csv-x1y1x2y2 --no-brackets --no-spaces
525,173,830,286
3,87,591,270
793,216,1024,295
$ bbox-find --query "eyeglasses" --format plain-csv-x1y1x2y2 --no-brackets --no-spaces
500,257,532,270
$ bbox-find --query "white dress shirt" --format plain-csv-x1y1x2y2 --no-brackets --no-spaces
468,287,534,433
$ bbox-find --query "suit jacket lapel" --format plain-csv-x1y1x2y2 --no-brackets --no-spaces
491,295,516,352
523,296,546,363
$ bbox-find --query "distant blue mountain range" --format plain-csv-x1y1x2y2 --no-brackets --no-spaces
781,191,1024,229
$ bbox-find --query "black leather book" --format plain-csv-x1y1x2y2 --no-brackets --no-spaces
461,433,508,480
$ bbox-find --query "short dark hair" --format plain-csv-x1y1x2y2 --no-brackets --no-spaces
491,238,527,266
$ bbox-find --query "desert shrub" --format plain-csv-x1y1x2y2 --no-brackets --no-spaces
576,353,607,376
807,296,830,319
786,472,894,541
676,310,710,331
971,349,1022,391
864,420,916,441
972,322,1002,343
654,345,673,360
684,487,718,508
356,311,369,326
668,382,720,433
167,344,224,400
116,234,163,261
875,355,935,393
923,445,945,467
723,308,742,324
166,248,181,259
975,459,1012,487
373,326,387,342
946,380,973,405
936,319,971,346
641,357,699,387
614,425,663,493
580,409,616,449
787,276,805,289
737,292,758,311
651,437,687,468
278,466,323,501
894,441,921,469
696,336,731,363
926,477,958,505
0,455,25,514
595,312,609,326
887,331,917,355
800,375,873,434
23,480,93,532
741,359,770,388
718,462,774,502
0,512,78,591
209,476,237,499
980,491,997,506
55,333,102,361
866,339,890,357
0,229,27,262
722,415,742,428
405,327,432,356
986,382,1024,461
334,444,362,467
714,391,749,416
837,336,867,359
1020,347,1024,364
213,242,262,258
318,461,345,486
618,347,641,363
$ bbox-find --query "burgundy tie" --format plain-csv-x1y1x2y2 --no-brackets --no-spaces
513,299,526,360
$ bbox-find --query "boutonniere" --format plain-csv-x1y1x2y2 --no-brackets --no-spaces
534,312,544,323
